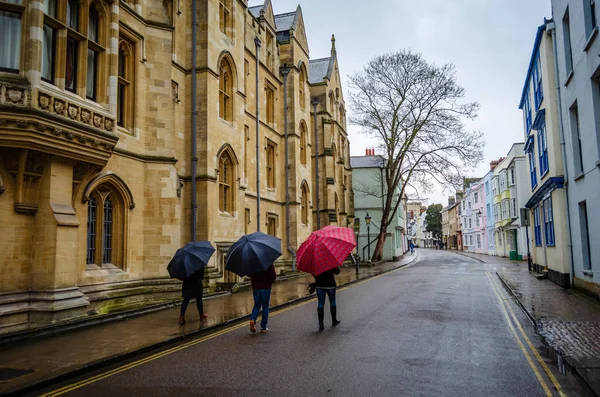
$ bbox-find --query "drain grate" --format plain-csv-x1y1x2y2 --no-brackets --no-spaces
0,367,34,382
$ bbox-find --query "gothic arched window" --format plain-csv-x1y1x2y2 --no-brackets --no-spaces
219,58,233,121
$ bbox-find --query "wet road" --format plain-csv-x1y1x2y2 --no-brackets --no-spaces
39,250,577,397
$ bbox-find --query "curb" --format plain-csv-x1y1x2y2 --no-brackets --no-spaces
494,271,537,326
0,291,230,348
494,272,600,397
1,254,421,397
453,250,485,263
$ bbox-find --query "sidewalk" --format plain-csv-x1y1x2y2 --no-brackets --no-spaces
459,251,600,396
0,253,420,396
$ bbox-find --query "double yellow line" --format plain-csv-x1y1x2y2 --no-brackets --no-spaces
485,272,566,397
41,263,412,396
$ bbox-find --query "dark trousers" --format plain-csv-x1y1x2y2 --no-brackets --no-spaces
180,293,204,316
316,288,336,309
250,289,272,329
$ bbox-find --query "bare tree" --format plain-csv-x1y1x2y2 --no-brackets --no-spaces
349,50,484,260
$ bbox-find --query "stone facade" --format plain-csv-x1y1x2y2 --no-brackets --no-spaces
0,0,352,335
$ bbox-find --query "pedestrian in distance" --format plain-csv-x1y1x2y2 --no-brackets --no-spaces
249,263,277,333
179,270,208,325
410,242,415,254
315,267,341,331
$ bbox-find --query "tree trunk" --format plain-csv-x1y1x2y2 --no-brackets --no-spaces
372,225,387,261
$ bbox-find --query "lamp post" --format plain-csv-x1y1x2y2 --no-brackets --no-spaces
312,98,320,229
365,212,371,262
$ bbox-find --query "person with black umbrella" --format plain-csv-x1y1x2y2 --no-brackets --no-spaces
167,241,215,325
249,263,276,333
224,232,283,334
179,270,208,325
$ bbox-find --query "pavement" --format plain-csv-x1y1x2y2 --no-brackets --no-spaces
31,249,579,397
0,252,420,396
458,250,600,397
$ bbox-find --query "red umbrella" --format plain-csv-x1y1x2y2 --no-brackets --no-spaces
296,226,357,276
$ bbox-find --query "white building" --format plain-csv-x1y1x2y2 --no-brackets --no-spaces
551,0,600,296
492,144,529,260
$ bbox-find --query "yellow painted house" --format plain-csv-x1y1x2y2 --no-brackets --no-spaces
519,21,570,287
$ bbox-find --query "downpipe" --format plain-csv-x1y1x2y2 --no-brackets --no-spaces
190,0,197,242
281,65,296,271
255,37,261,231
549,21,575,287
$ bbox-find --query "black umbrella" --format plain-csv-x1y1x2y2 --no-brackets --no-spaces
225,232,282,277
167,241,215,279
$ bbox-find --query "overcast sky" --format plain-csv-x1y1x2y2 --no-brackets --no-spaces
251,0,552,206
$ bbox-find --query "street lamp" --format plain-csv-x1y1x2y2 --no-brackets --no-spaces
365,212,372,262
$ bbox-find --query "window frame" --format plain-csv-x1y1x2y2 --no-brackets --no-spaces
266,140,276,189
299,123,307,165
219,58,233,122
265,85,275,125
41,0,107,101
117,38,135,131
0,3,25,73
543,196,555,247
85,184,127,269
219,151,235,214
534,205,542,246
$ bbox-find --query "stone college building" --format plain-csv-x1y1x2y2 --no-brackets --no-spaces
0,0,353,334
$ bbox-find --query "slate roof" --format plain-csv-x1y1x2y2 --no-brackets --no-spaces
249,5,263,18
309,57,331,84
274,11,296,32
350,156,386,169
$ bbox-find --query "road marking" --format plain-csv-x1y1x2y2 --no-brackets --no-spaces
487,272,567,397
41,263,414,396
485,272,555,397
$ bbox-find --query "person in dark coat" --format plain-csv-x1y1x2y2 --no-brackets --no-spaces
179,270,207,325
315,267,341,331
249,264,277,333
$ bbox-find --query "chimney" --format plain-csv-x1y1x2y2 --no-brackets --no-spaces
365,148,369,156
448,196,455,206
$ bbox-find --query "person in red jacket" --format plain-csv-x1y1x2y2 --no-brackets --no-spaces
249,264,277,333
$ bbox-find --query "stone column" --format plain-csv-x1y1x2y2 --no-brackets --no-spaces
30,156,88,325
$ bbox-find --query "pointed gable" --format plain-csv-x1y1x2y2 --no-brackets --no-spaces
274,5,308,53
261,0,276,31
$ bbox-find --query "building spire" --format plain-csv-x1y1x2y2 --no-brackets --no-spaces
331,34,336,56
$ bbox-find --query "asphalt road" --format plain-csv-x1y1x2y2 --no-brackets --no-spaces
38,250,581,397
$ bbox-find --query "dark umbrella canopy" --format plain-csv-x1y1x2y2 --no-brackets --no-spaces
167,241,215,279
225,232,282,277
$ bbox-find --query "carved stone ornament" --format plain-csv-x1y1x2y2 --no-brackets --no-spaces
103,143,113,150
91,139,99,147
78,135,86,144
35,122,46,132
16,120,27,128
93,115,103,128
52,128,62,136
65,132,74,140
104,118,114,131
81,109,91,124
0,119,6,127
68,105,79,120
8,89,22,103
39,94,51,109
54,100,65,115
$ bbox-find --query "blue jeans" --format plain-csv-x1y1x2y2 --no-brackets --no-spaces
316,288,336,309
250,289,271,329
